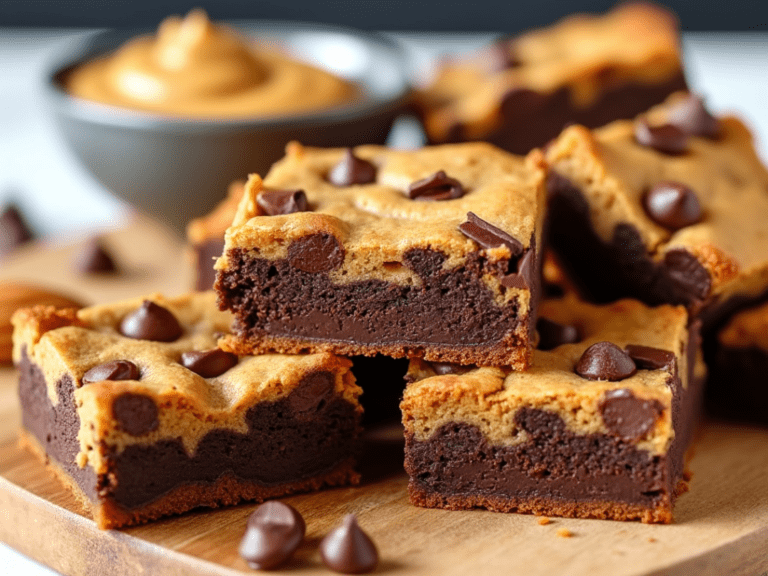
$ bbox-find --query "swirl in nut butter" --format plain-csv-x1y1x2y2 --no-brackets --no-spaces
63,9,358,118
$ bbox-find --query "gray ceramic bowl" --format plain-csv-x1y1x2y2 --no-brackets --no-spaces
45,22,409,233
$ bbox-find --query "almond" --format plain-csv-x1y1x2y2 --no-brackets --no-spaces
0,283,84,364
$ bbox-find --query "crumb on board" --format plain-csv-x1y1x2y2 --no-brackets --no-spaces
556,528,573,538
538,517,551,525
648,537,657,543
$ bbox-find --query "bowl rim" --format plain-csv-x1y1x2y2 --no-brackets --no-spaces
43,19,411,133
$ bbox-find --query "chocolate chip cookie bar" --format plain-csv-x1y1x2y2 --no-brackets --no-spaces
402,296,703,523
215,142,547,369
187,181,244,290
546,94,768,324
707,300,768,424
419,2,687,154
13,291,362,529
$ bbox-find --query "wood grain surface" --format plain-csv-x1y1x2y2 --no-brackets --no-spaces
1,214,767,576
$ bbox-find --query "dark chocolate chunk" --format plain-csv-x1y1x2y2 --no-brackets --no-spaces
0,204,33,256
575,342,637,381
667,95,720,139
407,171,465,201
625,345,675,371
289,371,334,415
287,233,344,274
500,248,534,289
119,300,183,342
664,248,712,301
257,189,309,216
643,182,703,231
458,212,523,255
320,514,379,574
428,362,473,376
112,393,159,436
82,360,139,384
73,238,118,274
328,149,377,186
600,388,663,440
181,349,238,378
536,318,580,351
238,501,306,570
634,121,688,155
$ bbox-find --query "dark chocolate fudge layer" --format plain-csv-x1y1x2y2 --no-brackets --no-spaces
402,296,703,523
12,292,362,529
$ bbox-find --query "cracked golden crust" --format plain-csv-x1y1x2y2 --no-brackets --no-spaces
545,94,768,302
12,291,360,478
402,296,690,456
216,142,546,297
419,2,683,141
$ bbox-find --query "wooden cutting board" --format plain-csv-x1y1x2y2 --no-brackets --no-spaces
1,214,767,576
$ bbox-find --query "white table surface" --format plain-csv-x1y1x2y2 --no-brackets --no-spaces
1,28,767,575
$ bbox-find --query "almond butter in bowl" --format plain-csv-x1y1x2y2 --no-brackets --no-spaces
0,283,84,365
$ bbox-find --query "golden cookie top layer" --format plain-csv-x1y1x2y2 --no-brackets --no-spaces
187,180,244,244
546,94,768,302
402,296,691,456
217,142,546,297
719,300,768,350
12,291,358,471
421,2,682,139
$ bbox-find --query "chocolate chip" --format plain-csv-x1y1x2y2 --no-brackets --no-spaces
320,514,379,574
112,393,159,436
500,248,534,289
328,149,377,186
181,349,238,378
119,300,183,342
257,189,309,216
575,342,637,381
643,182,703,231
289,371,334,414
82,360,140,384
0,204,33,256
600,389,663,440
537,318,580,351
634,120,688,155
667,95,720,139
407,171,465,201
664,248,711,301
625,345,675,371
238,501,306,570
458,212,523,256
287,233,344,274
428,361,473,376
73,238,118,274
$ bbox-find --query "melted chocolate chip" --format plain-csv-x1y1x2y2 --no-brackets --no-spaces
328,149,377,186
289,371,334,415
238,501,306,570
428,362,473,376
287,233,344,274
500,248,534,289
82,360,139,384
625,345,675,371
600,388,663,440
667,95,720,139
664,248,712,301
643,182,703,231
112,393,159,436
257,189,309,216
119,301,183,342
634,121,688,155
458,212,523,256
181,349,238,378
575,342,637,381
536,318,580,351
407,171,465,201
320,514,379,574
74,238,118,274
0,204,33,256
